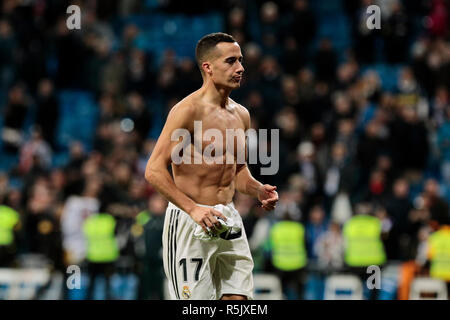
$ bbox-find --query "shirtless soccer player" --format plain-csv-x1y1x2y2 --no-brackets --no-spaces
145,32,279,300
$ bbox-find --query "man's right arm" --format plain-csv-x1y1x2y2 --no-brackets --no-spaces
145,102,197,214
144,102,226,233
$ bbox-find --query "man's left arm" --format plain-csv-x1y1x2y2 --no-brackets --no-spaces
235,105,278,211
235,163,262,198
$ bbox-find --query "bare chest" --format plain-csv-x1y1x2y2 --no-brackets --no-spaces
190,108,246,161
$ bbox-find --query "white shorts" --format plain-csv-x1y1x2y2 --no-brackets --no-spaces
162,201,254,300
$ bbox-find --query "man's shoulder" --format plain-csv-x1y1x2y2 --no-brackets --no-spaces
169,94,199,117
229,98,250,125
229,98,248,111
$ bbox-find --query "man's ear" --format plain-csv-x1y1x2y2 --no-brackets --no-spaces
202,61,212,76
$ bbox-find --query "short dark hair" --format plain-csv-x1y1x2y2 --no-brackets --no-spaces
195,32,236,71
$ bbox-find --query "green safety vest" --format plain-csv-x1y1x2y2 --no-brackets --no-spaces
343,215,386,267
83,213,119,263
131,211,151,238
429,227,450,281
270,221,307,271
0,205,19,246
136,211,151,226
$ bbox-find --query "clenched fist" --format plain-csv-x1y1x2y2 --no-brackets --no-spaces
258,184,279,211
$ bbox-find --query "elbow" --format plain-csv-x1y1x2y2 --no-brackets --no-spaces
145,168,157,186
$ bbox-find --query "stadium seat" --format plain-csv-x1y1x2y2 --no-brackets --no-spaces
16,254,52,269
378,263,402,300
303,273,326,300
409,277,448,300
310,0,343,14
56,90,98,151
118,13,223,63
253,273,283,300
360,64,405,92
0,268,50,300
324,274,364,300
0,154,18,172
38,272,64,300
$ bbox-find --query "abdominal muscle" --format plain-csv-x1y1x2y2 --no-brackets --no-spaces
172,159,237,206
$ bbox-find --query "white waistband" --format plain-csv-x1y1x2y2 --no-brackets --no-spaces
168,201,235,211
196,202,235,209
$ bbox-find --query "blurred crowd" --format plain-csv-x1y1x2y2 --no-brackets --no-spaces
0,0,449,299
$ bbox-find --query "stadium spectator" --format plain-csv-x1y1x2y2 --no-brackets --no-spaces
305,205,329,261
314,38,338,84
382,1,410,64
83,212,119,300
139,193,167,300
269,204,307,299
426,224,450,293
35,79,60,147
0,205,20,267
2,83,29,153
18,127,52,175
289,0,316,54
343,202,386,300
422,178,450,226
314,222,345,272
384,177,414,260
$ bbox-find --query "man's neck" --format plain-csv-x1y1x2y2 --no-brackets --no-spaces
199,81,231,108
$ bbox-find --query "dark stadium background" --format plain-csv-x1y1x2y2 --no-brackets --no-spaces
0,0,449,300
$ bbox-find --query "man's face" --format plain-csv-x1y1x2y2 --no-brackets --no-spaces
206,42,244,89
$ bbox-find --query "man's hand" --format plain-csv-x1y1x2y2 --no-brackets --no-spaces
258,184,279,211
189,206,228,234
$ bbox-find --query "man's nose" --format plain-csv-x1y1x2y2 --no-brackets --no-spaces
237,61,244,74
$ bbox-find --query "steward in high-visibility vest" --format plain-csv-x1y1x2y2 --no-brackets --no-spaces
428,225,450,281
269,220,307,271
131,210,151,260
83,213,119,263
343,214,386,267
131,210,151,241
0,205,19,246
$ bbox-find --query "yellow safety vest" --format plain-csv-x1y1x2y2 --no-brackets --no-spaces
83,213,119,263
136,211,151,226
343,215,386,267
270,221,307,271
0,205,19,246
428,226,450,281
131,211,151,238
